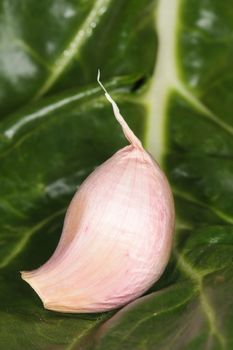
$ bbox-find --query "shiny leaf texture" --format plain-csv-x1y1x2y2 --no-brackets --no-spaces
0,0,233,349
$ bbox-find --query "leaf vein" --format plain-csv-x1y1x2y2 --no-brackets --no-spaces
173,189,233,225
177,253,226,348
33,0,112,100
0,208,65,269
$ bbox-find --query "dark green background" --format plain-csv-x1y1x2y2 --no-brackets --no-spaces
0,0,232,349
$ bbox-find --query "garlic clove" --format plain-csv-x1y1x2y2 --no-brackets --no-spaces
21,73,175,313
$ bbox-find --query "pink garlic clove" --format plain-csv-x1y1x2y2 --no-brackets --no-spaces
21,73,175,313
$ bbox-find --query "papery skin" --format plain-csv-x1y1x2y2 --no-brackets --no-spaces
21,74,175,313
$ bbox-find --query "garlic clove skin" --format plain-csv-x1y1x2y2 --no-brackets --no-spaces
21,74,175,313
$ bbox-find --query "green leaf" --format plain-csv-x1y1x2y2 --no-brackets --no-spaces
0,83,147,349
77,0,233,348
0,0,156,116
0,0,233,349
0,0,155,347
89,227,233,350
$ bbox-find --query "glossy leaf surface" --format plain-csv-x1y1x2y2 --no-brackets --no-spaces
0,0,233,349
